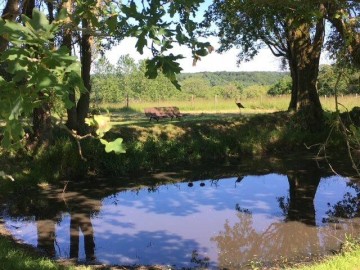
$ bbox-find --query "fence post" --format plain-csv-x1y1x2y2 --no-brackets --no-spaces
214,95,218,113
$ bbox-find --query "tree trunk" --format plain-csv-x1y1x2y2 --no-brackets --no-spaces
22,0,54,147
0,0,19,52
286,15,325,131
23,0,35,18
61,0,79,131
294,61,323,131
76,18,92,134
287,170,321,226
32,98,53,146
287,57,298,112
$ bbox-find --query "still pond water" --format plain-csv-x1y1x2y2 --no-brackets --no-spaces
3,160,360,269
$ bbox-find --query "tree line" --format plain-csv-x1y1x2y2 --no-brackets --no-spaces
91,55,289,103
91,55,359,103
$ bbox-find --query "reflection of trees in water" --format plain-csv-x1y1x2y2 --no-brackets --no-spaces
320,182,360,251
323,182,360,223
212,166,326,269
5,158,360,267
70,212,95,261
212,211,321,269
213,166,360,269
4,184,101,261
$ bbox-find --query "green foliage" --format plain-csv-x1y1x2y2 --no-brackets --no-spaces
85,115,125,155
0,8,83,149
317,65,360,96
118,0,213,87
91,55,289,103
268,76,292,96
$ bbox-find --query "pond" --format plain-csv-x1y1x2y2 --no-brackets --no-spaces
2,158,360,269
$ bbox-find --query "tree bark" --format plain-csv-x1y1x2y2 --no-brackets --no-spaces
22,0,35,18
60,0,79,131
23,0,54,147
76,18,92,134
285,12,325,131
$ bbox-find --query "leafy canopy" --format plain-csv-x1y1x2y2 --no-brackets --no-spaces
0,8,84,148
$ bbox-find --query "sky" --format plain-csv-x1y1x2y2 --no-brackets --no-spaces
105,36,283,73
104,0,333,74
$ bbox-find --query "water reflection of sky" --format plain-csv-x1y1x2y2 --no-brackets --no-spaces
5,174,359,269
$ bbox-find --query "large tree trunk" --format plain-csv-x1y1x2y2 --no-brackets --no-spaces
287,57,298,112
76,18,92,134
286,12,325,131
61,0,79,131
22,0,54,147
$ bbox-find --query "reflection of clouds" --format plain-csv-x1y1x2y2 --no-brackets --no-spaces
5,173,360,268
241,199,272,211
111,176,289,217
94,230,212,268
255,192,277,197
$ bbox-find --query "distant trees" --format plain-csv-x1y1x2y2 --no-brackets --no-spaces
266,65,360,97
91,55,291,102
91,55,180,103
317,65,360,96
268,77,292,96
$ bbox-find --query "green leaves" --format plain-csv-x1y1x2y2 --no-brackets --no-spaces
85,115,126,155
100,138,126,154
145,54,184,89
0,9,83,149
117,0,212,90
85,115,112,137
22,8,55,36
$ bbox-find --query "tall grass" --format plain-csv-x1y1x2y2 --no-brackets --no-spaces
98,94,359,115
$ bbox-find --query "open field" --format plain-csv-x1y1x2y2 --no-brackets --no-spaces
94,94,360,126
97,94,360,115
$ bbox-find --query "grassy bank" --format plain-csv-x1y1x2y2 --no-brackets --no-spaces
1,111,337,184
0,234,90,270
0,109,359,269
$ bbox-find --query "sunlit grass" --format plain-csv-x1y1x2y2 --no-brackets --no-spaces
0,236,91,270
97,94,359,116
292,250,360,270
